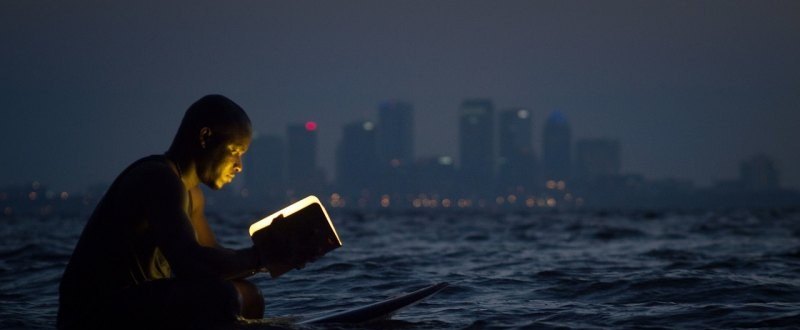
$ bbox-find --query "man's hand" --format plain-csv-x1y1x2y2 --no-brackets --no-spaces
252,214,317,270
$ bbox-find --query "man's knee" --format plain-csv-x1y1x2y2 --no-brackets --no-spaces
193,278,241,318
231,279,265,319
145,277,241,326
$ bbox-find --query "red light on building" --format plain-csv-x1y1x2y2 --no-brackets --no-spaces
305,121,318,131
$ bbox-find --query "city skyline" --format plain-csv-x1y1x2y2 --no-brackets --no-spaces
2,1,799,192
1,95,796,194
234,99,790,208
2,102,792,214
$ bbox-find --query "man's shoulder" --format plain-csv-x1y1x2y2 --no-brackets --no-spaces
123,155,173,176
116,155,181,191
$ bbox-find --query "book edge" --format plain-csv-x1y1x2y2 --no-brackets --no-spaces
248,195,341,246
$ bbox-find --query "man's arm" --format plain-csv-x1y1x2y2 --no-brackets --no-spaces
188,186,219,248
138,165,260,279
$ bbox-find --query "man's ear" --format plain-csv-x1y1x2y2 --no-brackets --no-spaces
199,127,212,149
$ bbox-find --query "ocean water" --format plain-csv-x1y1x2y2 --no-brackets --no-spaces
1,209,799,329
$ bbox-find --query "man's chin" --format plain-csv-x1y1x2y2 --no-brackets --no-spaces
206,181,225,190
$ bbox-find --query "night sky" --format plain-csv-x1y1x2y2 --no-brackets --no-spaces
2,0,799,192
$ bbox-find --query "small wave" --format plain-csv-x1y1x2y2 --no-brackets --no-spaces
728,311,800,328
591,227,646,241
315,262,355,272
642,248,706,262
462,232,490,242
694,257,762,271
535,270,567,278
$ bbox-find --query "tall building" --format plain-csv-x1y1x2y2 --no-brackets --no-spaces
243,134,285,209
286,122,324,196
377,100,414,168
497,108,538,193
459,99,494,195
336,120,379,197
542,111,571,182
575,138,621,181
739,154,779,191
413,155,457,196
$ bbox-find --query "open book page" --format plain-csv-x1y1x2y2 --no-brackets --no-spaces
249,196,342,278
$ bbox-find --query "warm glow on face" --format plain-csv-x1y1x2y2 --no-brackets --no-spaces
203,133,251,190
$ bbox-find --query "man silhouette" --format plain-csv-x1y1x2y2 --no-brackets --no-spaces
58,95,270,329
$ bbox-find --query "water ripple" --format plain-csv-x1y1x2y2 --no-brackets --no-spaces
2,211,800,329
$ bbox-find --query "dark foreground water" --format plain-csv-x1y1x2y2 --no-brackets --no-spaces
2,210,799,329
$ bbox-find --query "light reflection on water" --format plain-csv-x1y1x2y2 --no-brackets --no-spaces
1,210,799,329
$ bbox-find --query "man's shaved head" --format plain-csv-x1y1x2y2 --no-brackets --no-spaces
170,94,252,151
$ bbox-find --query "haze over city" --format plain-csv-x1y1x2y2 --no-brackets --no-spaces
2,0,799,193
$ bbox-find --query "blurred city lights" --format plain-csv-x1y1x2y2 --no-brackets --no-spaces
305,121,317,131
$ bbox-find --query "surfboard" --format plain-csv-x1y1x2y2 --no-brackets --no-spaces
298,282,449,324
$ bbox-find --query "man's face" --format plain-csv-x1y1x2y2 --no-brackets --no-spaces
197,129,252,190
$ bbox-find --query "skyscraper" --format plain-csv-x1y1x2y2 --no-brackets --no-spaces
377,100,414,168
335,120,378,197
739,154,779,191
243,134,285,209
575,138,621,181
413,155,457,196
543,111,571,182
497,108,538,193
286,122,324,195
459,99,494,195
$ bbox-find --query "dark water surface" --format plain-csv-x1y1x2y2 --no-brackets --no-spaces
2,210,799,329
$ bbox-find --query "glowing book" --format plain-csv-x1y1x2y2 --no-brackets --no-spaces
249,195,342,278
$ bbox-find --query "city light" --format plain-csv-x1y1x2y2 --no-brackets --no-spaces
546,197,557,207
507,195,517,204
525,198,536,208
442,198,452,208
557,181,566,190
330,193,345,208
305,121,317,131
